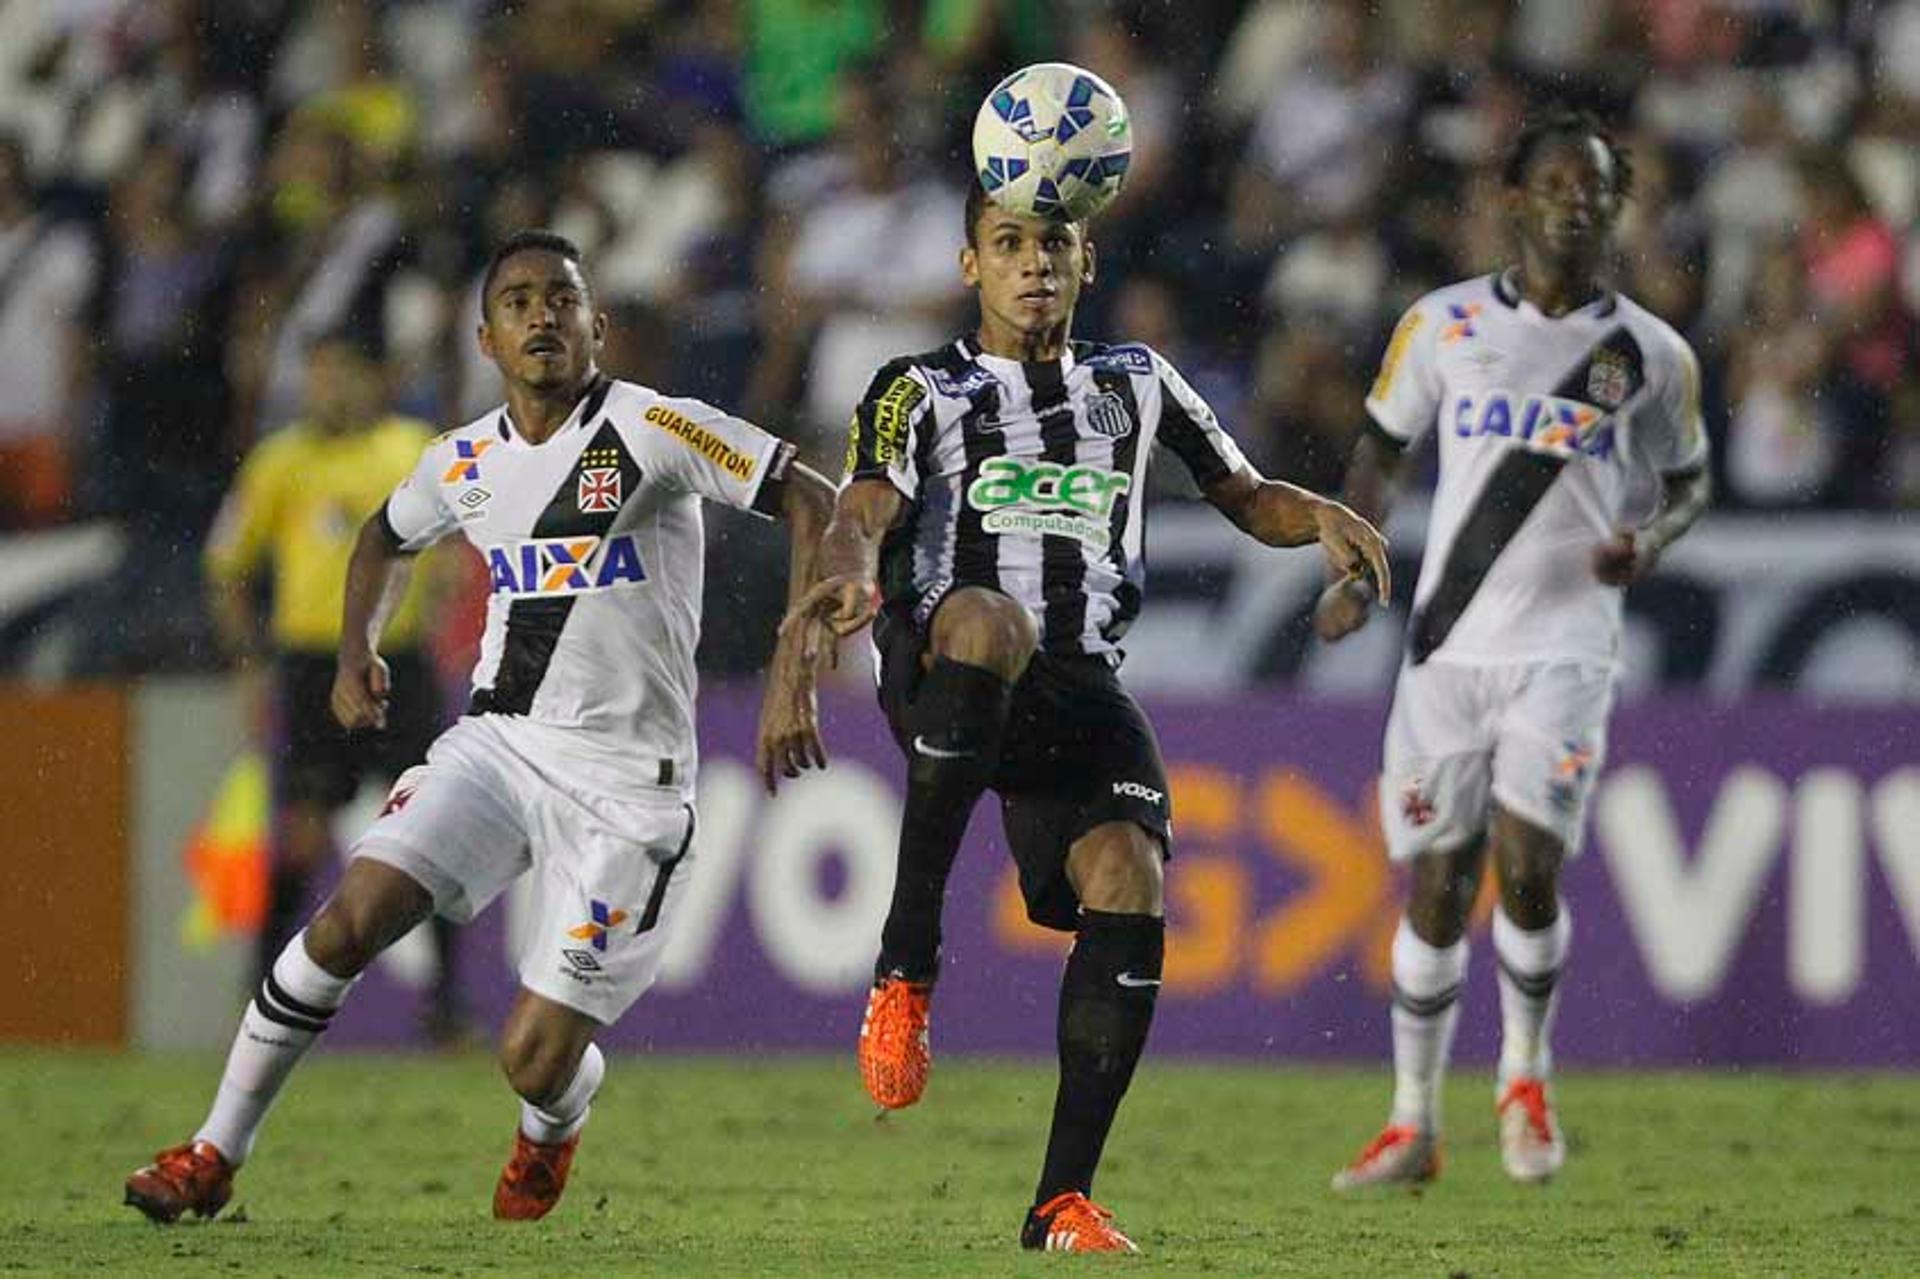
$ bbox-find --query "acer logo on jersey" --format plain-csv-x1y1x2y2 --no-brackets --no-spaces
1451,391,1617,461
966,457,1132,552
486,533,647,596
966,457,1131,517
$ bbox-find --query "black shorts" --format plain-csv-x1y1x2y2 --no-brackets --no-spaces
276,651,441,811
875,604,1172,932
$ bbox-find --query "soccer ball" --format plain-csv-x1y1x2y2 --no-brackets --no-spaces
971,63,1132,222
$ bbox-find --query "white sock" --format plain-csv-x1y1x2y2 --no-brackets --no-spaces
519,1043,606,1145
1388,917,1468,1134
195,930,357,1164
1494,903,1571,1088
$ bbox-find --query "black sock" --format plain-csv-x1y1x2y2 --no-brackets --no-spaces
876,658,1012,982
1035,909,1165,1205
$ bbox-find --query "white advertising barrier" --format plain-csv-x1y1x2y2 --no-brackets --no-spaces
1115,505,1920,699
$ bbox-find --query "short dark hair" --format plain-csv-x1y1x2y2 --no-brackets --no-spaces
963,181,1086,248
1502,109,1634,199
480,229,589,314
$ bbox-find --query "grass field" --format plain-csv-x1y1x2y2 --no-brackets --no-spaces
5,1051,1918,1277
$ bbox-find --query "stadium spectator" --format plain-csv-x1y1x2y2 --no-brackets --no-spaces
751,69,967,460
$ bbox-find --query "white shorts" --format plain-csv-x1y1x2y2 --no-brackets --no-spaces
351,715,696,1024
1380,658,1615,862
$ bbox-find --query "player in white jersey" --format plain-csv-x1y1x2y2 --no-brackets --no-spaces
783,183,1389,1252
1321,113,1712,1190
126,231,837,1224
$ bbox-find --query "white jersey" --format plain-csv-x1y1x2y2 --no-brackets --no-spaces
381,376,793,788
1366,270,1707,668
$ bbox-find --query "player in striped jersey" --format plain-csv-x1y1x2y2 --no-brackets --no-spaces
784,183,1390,1252
1320,112,1712,1191
126,231,838,1225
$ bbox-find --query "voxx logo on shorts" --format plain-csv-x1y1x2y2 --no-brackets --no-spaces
966,456,1131,550
1112,780,1164,805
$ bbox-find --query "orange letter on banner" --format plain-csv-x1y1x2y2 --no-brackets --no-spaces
1253,771,1391,993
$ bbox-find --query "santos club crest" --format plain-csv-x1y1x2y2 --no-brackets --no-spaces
577,467,623,513
1086,391,1133,438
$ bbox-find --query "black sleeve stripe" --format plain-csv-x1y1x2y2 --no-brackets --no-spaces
751,440,798,517
1363,418,1410,454
1158,374,1235,488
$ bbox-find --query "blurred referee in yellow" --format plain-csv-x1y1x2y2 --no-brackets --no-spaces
205,328,467,1045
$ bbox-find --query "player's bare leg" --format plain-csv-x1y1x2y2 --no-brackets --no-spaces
125,860,432,1222
1020,821,1161,1253
1489,804,1570,1183
492,991,604,1220
1333,840,1484,1192
862,588,1035,1109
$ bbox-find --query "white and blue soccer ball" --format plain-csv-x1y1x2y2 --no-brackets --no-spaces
971,62,1132,222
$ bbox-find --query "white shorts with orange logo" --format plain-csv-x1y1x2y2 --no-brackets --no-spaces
1380,657,1616,862
350,715,695,1023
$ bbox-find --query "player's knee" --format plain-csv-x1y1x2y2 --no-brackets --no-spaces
1492,812,1564,928
303,862,432,978
1497,852,1563,928
1070,826,1164,916
1406,843,1483,946
931,589,1038,678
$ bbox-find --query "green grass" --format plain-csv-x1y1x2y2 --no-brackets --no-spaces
4,1051,1919,1277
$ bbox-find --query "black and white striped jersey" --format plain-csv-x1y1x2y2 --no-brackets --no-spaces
381,375,793,786
845,334,1247,656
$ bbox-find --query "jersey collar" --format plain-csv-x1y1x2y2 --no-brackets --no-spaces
495,374,614,448
1492,267,1618,320
957,332,1078,375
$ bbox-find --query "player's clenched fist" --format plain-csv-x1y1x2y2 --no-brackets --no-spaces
331,650,391,731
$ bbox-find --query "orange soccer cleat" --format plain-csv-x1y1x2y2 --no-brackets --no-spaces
1021,1191,1140,1254
492,1130,581,1221
123,1140,235,1223
1329,1123,1442,1192
858,975,933,1110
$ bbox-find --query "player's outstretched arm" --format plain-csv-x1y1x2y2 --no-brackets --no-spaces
331,514,415,732
757,462,838,793
1593,467,1711,586
1203,462,1391,611
780,479,903,641
1309,428,1406,643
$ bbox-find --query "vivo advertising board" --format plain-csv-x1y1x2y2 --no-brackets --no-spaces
327,686,1920,1067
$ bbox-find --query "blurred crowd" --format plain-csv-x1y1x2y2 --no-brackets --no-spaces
5,0,1920,674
